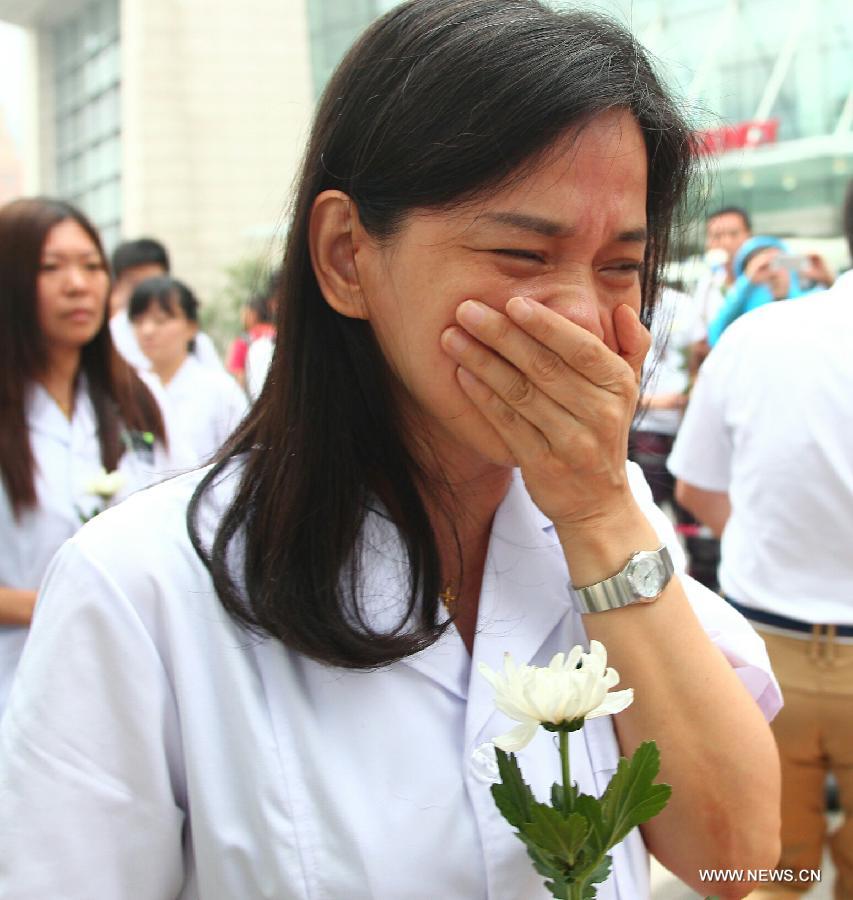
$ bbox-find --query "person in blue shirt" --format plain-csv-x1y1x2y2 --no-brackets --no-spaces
708,234,833,346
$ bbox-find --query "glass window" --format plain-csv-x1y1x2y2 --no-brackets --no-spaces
102,0,119,39
52,0,121,237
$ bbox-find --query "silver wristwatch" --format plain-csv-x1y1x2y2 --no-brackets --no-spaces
572,546,674,614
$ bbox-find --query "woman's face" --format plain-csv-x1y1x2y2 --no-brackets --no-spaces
132,297,197,371
37,219,109,352
353,109,649,477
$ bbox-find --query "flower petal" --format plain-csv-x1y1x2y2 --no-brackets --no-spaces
492,720,539,753
586,688,634,719
477,661,504,691
602,666,621,689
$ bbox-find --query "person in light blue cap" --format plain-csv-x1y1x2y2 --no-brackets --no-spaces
707,234,824,346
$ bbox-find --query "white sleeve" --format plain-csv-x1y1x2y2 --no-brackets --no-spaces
0,539,186,899
627,462,781,722
666,331,737,491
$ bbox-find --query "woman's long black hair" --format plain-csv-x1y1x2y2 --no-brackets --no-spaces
188,0,696,669
0,197,167,517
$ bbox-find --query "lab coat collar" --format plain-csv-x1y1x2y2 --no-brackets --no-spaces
27,376,95,444
395,470,575,744
465,470,575,750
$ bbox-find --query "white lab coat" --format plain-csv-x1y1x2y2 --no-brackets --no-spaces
157,356,248,465
0,376,186,713
0,462,780,899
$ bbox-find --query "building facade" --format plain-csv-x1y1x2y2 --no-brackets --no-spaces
605,0,853,246
4,0,851,298
306,0,853,254
0,0,315,302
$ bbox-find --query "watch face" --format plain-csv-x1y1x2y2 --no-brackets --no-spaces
626,554,665,599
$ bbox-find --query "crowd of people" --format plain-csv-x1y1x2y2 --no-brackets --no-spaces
631,184,853,898
0,0,850,898
0,208,279,711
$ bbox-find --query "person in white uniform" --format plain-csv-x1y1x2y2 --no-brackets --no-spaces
0,3,781,898
0,197,175,715
669,254,853,899
128,275,248,465
109,237,223,372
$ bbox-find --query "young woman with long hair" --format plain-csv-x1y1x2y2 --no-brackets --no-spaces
0,197,171,711
0,3,781,897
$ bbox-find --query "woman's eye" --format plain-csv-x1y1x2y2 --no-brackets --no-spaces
492,249,545,263
604,261,644,275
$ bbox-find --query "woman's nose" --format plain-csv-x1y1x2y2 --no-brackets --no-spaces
540,288,619,353
64,264,88,292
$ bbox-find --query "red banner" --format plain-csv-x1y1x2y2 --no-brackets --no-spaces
694,119,780,155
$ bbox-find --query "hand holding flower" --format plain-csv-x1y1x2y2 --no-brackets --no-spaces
480,642,670,900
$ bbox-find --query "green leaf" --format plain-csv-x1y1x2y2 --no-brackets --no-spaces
600,741,672,848
551,779,579,814
581,854,613,898
543,874,574,899
574,793,608,856
522,805,590,865
491,748,535,829
521,834,563,881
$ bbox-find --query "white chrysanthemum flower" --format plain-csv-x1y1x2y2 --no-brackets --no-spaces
85,468,126,501
478,641,634,752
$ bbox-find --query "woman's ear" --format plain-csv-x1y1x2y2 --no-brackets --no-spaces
309,190,370,320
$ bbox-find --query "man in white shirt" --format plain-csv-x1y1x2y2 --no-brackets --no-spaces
109,238,222,371
668,275,853,899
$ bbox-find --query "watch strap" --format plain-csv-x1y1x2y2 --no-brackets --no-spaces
572,545,674,614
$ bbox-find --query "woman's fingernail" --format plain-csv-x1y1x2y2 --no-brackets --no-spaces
458,299,486,326
442,327,471,353
506,296,534,322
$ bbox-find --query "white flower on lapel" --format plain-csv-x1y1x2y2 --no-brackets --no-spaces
84,468,126,501
478,641,634,752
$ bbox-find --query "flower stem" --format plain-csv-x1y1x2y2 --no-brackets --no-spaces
560,730,571,813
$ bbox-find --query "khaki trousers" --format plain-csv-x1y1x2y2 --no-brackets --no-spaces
750,627,853,900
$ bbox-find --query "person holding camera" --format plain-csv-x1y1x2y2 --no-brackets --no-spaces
707,235,833,346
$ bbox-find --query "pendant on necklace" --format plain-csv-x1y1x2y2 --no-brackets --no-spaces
439,585,458,615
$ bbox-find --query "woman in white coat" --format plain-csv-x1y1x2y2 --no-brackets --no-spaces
128,276,247,465
0,197,172,713
0,3,781,898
